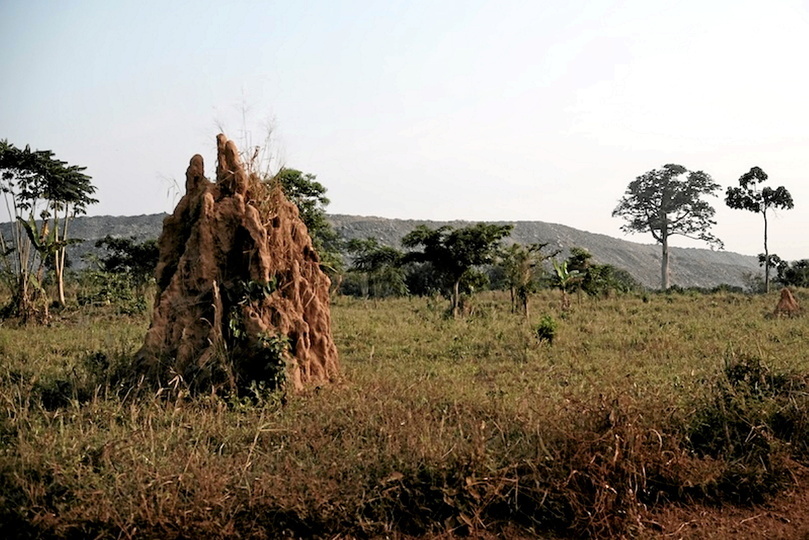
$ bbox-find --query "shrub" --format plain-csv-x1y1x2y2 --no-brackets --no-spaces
76,270,149,314
687,353,809,502
535,314,557,344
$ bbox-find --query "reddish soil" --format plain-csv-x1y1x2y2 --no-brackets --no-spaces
646,468,809,539
409,468,809,539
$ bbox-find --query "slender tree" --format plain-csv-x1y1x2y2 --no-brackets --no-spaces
725,166,794,293
45,161,96,305
402,223,512,317
613,164,722,289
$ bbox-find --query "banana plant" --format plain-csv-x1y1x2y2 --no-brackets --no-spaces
552,260,583,311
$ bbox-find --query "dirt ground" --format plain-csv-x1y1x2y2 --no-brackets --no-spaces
412,467,809,539
646,468,809,540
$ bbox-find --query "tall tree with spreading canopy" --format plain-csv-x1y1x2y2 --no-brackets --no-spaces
725,166,794,293
613,164,722,290
402,223,512,317
0,140,96,318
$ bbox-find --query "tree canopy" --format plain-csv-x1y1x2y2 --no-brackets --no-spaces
274,168,329,235
613,164,721,289
402,223,512,317
775,259,809,288
562,247,640,297
94,235,160,286
344,237,407,298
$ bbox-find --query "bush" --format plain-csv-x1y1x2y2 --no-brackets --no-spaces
535,314,557,344
76,270,150,314
688,353,809,502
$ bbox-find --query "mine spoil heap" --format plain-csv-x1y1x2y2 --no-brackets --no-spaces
137,134,339,392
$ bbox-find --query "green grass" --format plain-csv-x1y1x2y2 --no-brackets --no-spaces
1,290,808,538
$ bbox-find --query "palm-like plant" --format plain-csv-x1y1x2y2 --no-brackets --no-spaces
552,260,583,311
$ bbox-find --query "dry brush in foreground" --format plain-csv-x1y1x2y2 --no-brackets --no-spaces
1,290,808,538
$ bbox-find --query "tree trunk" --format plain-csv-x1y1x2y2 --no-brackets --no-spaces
661,233,670,290
55,250,66,306
561,290,570,312
55,213,70,306
452,278,461,318
509,286,516,313
517,287,529,317
763,210,770,294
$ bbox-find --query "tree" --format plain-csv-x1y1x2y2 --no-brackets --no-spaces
78,236,158,312
274,168,329,238
725,166,794,293
273,167,344,282
564,247,640,296
402,223,513,317
613,164,722,290
500,242,555,316
564,247,594,293
344,237,407,298
0,140,96,319
775,259,809,288
551,259,583,311
758,251,782,290
94,235,160,286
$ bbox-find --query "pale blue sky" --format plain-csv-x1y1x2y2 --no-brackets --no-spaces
2,0,808,259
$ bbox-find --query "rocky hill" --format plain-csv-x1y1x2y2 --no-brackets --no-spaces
2,213,760,290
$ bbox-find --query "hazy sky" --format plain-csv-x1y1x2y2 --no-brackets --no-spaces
2,0,808,259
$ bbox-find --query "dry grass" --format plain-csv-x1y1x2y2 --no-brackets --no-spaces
1,289,808,538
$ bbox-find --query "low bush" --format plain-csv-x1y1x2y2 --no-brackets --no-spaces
535,314,557,344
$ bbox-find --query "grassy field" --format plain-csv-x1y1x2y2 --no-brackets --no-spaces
1,289,808,538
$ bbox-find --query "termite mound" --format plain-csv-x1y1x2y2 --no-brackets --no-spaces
136,134,339,393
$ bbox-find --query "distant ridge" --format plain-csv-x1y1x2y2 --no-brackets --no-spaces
3,213,760,290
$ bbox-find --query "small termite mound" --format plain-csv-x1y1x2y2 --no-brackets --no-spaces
772,287,801,318
136,134,339,393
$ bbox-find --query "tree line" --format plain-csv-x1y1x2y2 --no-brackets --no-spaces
0,138,803,323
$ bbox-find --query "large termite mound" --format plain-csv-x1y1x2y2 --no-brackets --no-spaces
136,134,339,392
